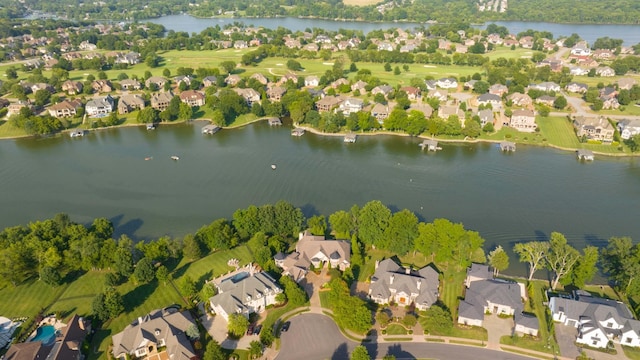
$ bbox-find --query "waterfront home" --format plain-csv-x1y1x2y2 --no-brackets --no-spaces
509,109,537,132
179,90,205,107
435,78,458,89
477,93,502,108
266,86,287,102
370,103,390,123
7,100,33,117
61,80,83,95
617,119,640,139
507,92,533,107
150,92,174,111
250,73,269,85
118,94,145,114
208,264,282,321
232,88,261,107
377,41,394,51
0,316,19,350
304,76,320,87
573,116,614,142
202,76,218,88
549,291,640,349
48,99,82,118
368,258,439,311
339,98,364,115
85,95,114,116
595,66,616,77
477,109,494,127
111,308,196,360
570,42,591,56
315,96,343,112
399,86,421,100
566,82,588,94
119,79,141,90
438,105,464,120
91,80,112,93
489,83,509,97
275,231,351,282
145,76,167,90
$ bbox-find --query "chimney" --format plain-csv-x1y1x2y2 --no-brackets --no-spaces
390,275,394,284
417,280,421,290
375,260,379,269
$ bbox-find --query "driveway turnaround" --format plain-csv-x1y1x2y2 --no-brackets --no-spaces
276,314,534,360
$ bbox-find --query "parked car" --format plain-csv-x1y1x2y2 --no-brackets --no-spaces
254,324,262,335
281,321,290,332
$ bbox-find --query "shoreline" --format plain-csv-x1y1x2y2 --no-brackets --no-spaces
2,117,636,158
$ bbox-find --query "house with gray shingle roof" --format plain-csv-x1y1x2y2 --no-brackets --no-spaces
111,308,196,360
208,264,282,321
275,231,351,282
457,279,525,327
368,258,439,311
549,291,640,349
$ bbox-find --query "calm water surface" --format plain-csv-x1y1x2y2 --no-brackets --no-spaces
1,122,639,260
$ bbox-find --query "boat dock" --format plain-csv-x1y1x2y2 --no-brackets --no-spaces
499,141,516,152
146,123,156,130
202,124,221,135
291,128,305,137
577,149,594,161
419,139,440,151
69,129,85,138
344,133,357,143
267,117,282,126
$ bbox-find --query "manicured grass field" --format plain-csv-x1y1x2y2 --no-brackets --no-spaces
623,345,640,360
385,323,410,335
48,271,108,318
0,279,68,318
518,281,559,354
535,116,580,148
171,245,254,290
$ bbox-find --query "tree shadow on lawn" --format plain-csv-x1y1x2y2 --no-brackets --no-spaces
196,270,213,290
88,328,112,360
122,280,158,310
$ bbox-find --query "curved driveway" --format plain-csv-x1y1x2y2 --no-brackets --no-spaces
276,314,534,360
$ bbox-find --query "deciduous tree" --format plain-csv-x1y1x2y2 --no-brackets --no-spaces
547,232,580,290
488,245,509,276
513,241,549,280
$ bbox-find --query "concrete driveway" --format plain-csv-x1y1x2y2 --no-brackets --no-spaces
554,323,580,359
276,313,533,360
483,314,513,345
201,311,259,350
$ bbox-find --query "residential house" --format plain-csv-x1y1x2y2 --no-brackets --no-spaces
529,82,561,93
315,96,343,112
0,317,20,350
477,109,494,127
45,315,91,360
427,89,448,102
477,93,502,108
549,291,640,349
436,78,458,89
573,116,614,142
91,80,112,93
536,95,556,106
569,66,589,76
602,97,620,110
592,49,615,60
173,75,193,87
455,44,468,54
510,109,537,132
4,342,50,360
595,66,616,77
31,83,55,94
79,41,97,50
351,80,368,93
224,74,241,86
202,76,218,88
179,90,205,107
519,36,534,49
278,73,298,86
507,92,533,107
62,80,83,95
7,100,33,117
409,103,433,119
489,84,509,97
371,85,394,98
233,40,248,49
266,86,287,102
425,80,437,91
368,258,439,311
438,105,464,121
145,76,167,89
115,51,140,65
329,78,349,89
617,119,640,140
85,95,114,116
370,103,390,123
487,33,503,45
208,264,282,321
250,73,269,86
600,87,618,100
304,76,320,87
515,314,540,337
150,92,174,111
399,86,421,100
111,308,196,360
303,43,319,52
618,78,637,90
120,79,141,91
464,263,492,287
570,42,591,56
48,99,82,118
233,88,261,106
377,41,394,51
566,82,588,94
275,231,351,282
118,94,145,114
339,98,364,115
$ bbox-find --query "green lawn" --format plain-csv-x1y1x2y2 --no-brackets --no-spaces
535,116,580,148
48,271,108,318
520,281,559,355
623,346,640,360
0,278,68,318
385,323,409,335
501,334,554,354
486,47,535,60
440,268,466,320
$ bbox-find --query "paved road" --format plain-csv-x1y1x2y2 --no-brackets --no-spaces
275,314,534,360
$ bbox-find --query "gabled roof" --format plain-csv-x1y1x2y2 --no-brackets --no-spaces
465,279,523,312
369,258,439,308
209,271,281,317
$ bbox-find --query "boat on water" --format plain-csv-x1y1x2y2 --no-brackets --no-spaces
271,164,277,170
145,157,153,161
170,156,180,161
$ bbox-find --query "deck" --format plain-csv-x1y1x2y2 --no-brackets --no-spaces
202,124,221,135
291,128,305,137
419,139,439,151
344,133,357,143
576,149,594,161
267,117,282,126
499,141,516,152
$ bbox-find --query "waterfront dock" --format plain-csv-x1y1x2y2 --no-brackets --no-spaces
291,128,305,137
267,117,282,126
202,124,221,135
344,133,357,143
499,141,516,152
419,139,440,151
69,129,85,138
577,149,594,161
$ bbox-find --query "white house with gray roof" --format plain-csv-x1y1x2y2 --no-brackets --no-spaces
208,264,282,321
85,95,114,116
549,291,640,349
111,308,196,360
368,258,439,311
617,119,640,140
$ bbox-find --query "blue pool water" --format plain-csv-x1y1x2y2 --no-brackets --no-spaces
31,325,55,346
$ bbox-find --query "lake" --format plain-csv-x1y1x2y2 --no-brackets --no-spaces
147,14,640,46
2,122,639,274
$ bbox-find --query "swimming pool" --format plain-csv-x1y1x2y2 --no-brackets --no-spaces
30,325,56,346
